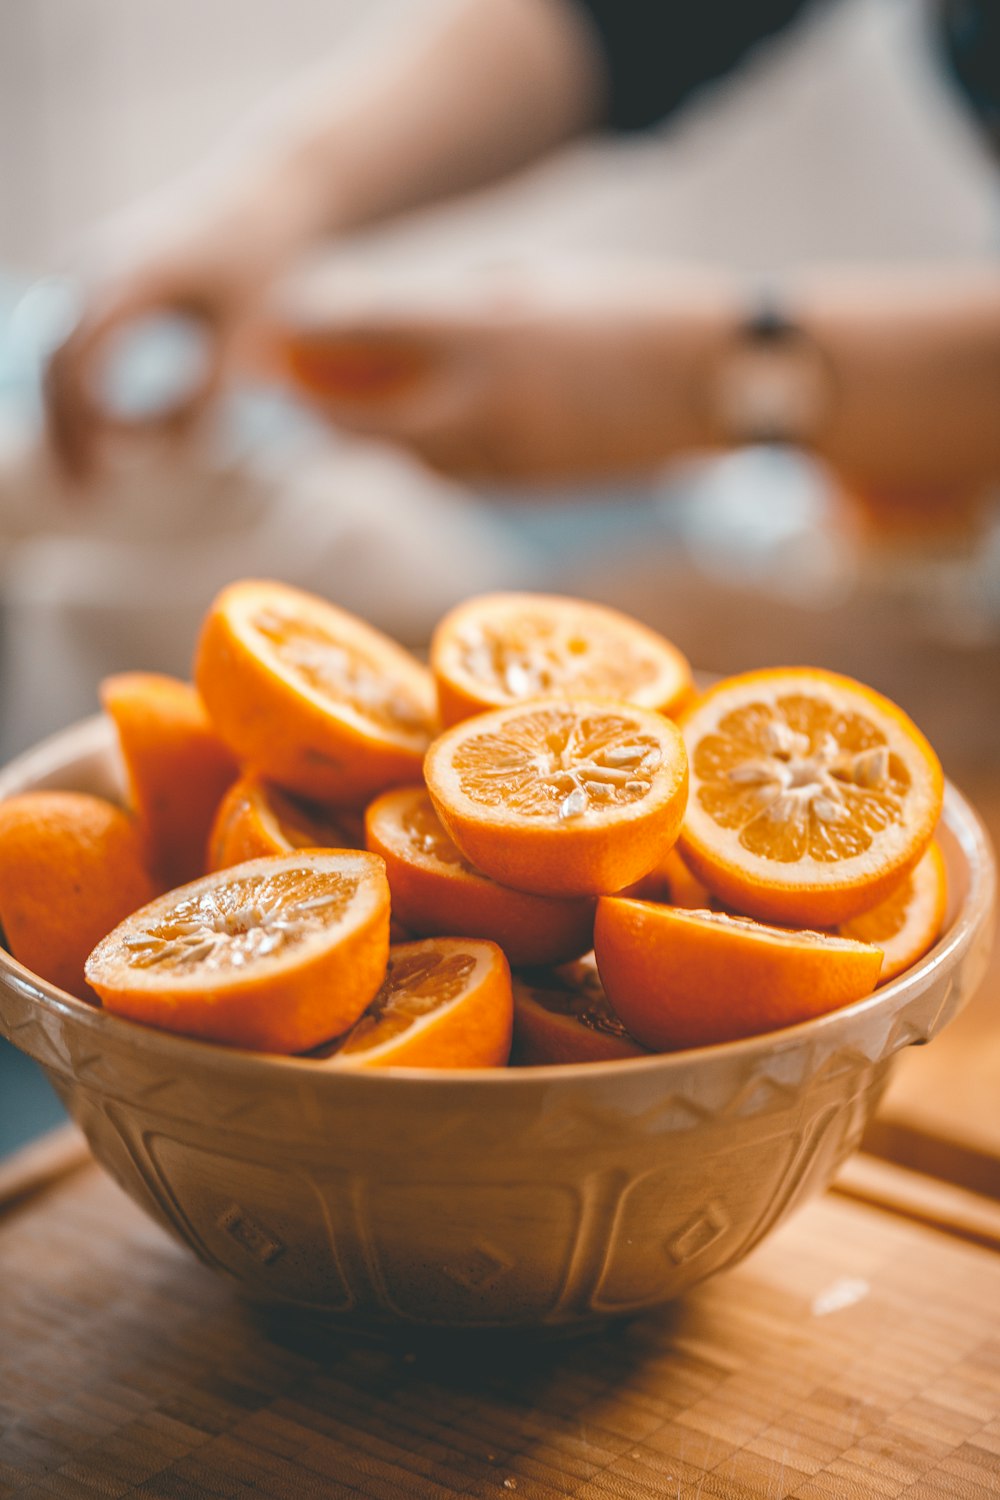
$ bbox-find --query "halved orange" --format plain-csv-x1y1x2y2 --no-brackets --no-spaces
0,791,158,1001
512,955,647,1065
365,786,595,966
594,897,884,1050
430,592,693,727
677,667,944,926
424,698,688,898
838,839,947,984
194,579,438,806
315,937,512,1069
85,850,390,1052
207,772,363,872
101,672,239,890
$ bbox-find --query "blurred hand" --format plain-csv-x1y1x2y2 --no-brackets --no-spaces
44,193,286,484
275,265,738,483
282,263,1000,506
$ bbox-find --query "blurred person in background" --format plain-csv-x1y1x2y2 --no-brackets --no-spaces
44,0,1000,508
0,0,995,765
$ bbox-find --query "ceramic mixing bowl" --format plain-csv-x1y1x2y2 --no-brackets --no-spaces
0,717,994,1333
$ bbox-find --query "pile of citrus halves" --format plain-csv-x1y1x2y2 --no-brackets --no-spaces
0,584,946,1068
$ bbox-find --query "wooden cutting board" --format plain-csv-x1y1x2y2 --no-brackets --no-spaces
3,1157,1000,1499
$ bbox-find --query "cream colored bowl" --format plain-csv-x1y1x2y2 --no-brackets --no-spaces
0,717,995,1332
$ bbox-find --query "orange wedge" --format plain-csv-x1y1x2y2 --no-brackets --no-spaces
315,937,512,1069
207,772,363,872
0,791,158,1001
430,592,693,726
424,699,688,898
512,956,647,1065
101,672,239,889
838,839,947,984
594,897,884,1050
677,667,944,926
194,579,438,806
365,786,595,966
85,851,390,1052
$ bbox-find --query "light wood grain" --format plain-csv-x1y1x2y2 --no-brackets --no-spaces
0,1120,90,1214
833,1152,1000,1253
2,1163,1000,1498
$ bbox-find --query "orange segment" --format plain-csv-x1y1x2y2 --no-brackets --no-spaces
838,839,947,984
431,592,692,726
194,579,438,805
424,698,688,898
0,792,158,1002
512,955,648,1065
101,672,239,889
85,851,390,1052
315,937,512,1069
365,786,595,966
208,772,363,872
594,897,884,1050
677,668,944,926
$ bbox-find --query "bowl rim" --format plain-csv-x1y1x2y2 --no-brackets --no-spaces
0,713,995,1091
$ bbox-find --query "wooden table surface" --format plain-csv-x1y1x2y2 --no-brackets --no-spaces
1,778,997,1500
2,1153,1000,1500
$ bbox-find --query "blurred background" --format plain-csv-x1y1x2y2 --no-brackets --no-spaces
0,0,998,1155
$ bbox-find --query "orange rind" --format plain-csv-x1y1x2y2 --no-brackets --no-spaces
430,591,693,727
677,667,944,926
0,791,157,1001
594,897,884,1050
365,785,595,966
194,579,438,806
316,936,513,1069
86,850,390,1052
838,839,947,984
424,698,688,898
512,955,647,1065
101,672,239,889
208,772,363,872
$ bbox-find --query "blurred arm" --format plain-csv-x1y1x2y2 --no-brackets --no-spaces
232,0,606,247
786,267,1000,499
287,262,1000,499
45,0,606,480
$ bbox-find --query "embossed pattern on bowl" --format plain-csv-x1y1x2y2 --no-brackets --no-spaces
0,717,994,1331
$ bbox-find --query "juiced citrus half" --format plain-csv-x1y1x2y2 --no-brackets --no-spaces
85,851,390,1052
194,579,438,805
512,955,647,1065
838,839,947,983
101,672,239,889
430,592,692,726
424,698,689,898
207,772,363,872
677,667,944,926
365,786,595,966
0,791,158,1001
594,898,884,1050
316,937,512,1069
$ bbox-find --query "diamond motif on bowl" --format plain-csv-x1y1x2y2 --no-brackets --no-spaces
441,1243,514,1291
666,1202,730,1265
217,1203,285,1265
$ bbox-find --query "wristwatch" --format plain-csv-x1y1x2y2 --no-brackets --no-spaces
710,295,834,446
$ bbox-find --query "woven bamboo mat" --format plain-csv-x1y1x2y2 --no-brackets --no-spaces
3,1161,1000,1499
